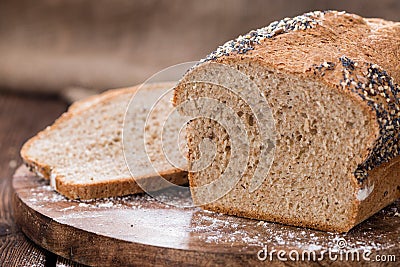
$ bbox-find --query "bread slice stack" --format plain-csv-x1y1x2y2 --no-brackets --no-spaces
21,82,187,199
173,11,400,232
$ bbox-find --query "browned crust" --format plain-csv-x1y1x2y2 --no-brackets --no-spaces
355,155,400,224
67,86,136,113
174,11,400,232
21,82,188,200
55,169,187,199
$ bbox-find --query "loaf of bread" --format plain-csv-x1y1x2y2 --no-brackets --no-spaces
173,11,400,232
21,82,187,199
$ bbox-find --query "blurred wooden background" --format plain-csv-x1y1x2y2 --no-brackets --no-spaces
0,0,399,96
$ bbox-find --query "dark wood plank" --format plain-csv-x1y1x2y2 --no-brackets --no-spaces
12,165,400,266
0,174,16,235
0,92,67,179
0,233,47,267
0,92,68,267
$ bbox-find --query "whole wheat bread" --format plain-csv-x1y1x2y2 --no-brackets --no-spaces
21,82,187,199
173,11,400,232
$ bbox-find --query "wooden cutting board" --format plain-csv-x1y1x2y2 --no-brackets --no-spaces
12,165,399,266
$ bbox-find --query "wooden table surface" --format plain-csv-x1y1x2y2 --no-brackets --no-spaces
0,91,86,266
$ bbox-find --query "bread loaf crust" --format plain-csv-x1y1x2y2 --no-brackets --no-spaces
174,11,400,232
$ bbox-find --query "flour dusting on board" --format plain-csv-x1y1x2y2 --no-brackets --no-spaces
25,174,400,253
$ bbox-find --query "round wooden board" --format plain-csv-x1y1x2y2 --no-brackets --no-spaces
12,165,400,266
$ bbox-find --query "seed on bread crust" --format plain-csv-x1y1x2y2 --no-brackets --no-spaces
200,10,400,186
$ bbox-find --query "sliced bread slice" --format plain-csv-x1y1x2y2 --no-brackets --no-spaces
21,82,187,199
173,11,400,232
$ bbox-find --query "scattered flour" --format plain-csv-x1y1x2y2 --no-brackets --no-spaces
60,206,75,211
25,176,400,253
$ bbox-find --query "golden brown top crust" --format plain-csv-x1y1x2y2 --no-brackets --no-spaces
198,11,400,185
204,11,400,82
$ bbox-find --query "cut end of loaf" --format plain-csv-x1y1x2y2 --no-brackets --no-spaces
173,10,400,232
174,58,399,233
